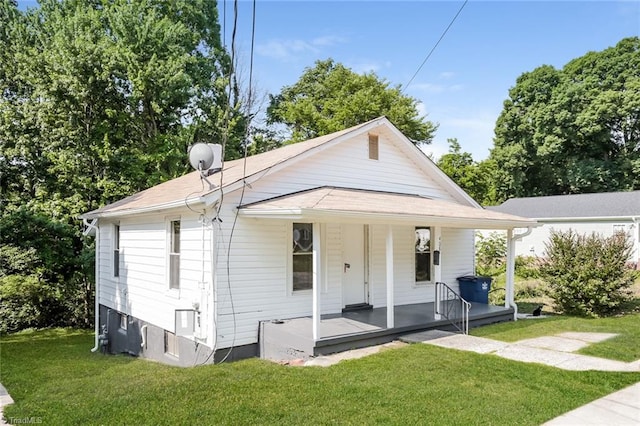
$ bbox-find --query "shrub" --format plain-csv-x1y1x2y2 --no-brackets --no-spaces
515,256,541,279
541,230,634,317
475,232,507,276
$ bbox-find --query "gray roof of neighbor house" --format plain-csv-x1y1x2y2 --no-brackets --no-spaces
487,191,640,219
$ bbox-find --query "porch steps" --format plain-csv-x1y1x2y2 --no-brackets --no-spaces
342,303,373,313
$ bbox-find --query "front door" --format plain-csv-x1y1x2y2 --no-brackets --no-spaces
342,224,368,306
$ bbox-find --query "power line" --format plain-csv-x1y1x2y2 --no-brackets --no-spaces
402,0,469,93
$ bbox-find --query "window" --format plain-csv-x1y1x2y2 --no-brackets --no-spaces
119,313,127,331
415,227,431,282
368,134,379,160
113,225,120,277
164,330,179,357
292,223,313,291
169,220,180,289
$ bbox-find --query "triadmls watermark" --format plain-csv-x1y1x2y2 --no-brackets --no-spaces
7,417,43,424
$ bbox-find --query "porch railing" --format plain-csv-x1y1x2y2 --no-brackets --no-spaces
435,281,471,335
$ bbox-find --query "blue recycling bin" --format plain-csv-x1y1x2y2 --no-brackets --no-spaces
457,275,492,304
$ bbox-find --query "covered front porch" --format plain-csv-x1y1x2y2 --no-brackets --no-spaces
240,187,537,360
259,301,514,360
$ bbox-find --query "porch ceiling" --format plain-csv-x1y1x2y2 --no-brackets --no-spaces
238,187,538,229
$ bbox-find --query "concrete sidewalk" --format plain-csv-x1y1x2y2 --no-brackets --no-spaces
400,330,640,425
0,383,13,425
542,382,640,425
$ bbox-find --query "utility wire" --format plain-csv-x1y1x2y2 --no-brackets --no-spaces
402,0,468,93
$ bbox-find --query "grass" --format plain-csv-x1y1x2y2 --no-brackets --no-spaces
1,328,640,425
472,312,640,362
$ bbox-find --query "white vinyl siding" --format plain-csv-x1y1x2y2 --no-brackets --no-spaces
96,128,478,351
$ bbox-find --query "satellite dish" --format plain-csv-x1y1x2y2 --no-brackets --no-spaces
188,143,214,171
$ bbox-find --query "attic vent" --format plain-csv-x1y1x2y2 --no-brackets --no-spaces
368,134,379,160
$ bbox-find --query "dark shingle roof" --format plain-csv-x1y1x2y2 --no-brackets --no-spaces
487,191,640,219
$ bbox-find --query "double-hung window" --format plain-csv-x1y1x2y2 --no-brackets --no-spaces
415,227,432,283
113,225,120,277
169,220,180,289
292,223,313,291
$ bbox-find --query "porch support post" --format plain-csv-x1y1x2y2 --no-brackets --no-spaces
433,226,442,320
505,229,516,318
312,223,321,341
386,225,394,329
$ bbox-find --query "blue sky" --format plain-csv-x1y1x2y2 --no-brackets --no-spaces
221,0,639,160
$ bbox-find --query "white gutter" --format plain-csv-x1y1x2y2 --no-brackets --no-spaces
238,208,538,230
506,226,534,320
81,197,207,220
83,218,100,352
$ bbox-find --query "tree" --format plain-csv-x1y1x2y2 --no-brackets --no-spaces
490,37,640,202
436,138,495,204
0,0,242,331
266,59,437,144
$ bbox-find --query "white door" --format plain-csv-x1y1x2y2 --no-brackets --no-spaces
342,224,368,306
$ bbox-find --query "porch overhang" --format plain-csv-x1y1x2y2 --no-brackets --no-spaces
238,187,538,230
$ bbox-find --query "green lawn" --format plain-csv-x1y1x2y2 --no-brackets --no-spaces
472,312,640,362
1,328,639,425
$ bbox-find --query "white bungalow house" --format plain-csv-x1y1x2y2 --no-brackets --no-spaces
487,191,640,265
81,117,536,366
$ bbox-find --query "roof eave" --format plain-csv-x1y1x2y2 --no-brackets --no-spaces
80,197,207,220
238,207,538,229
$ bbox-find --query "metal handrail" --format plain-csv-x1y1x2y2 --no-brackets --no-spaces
435,282,471,334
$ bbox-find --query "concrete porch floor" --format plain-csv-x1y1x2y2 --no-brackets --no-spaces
259,301,513,361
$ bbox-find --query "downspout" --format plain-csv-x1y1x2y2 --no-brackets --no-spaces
632,217,640,268
507,226,533,321
83,218,100,352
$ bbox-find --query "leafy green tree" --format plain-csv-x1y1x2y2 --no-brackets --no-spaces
437,138,495,204
490,37,640,202
0,0,242,331
541,230,635,317
267,58,437,144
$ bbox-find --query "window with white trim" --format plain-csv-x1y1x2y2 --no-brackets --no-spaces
292,223,313,291
169,220,180,289
415,227,432,282
113,225,120,277
164,330,179,357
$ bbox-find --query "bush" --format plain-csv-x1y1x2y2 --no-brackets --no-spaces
0,208,94,334
475,232,507,276
541,230,635,317
515,256,541,279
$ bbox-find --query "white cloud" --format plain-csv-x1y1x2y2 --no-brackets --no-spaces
420,139,450,162
256,34,347,61
412,83,446,94
439,71,455,80
311,35,347,47
256,39,318,60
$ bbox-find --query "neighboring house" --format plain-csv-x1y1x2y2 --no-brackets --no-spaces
487,191,640,265
81,117,535,366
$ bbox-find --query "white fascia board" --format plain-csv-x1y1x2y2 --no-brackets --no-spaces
536,216,635,223
80,198,207,219
238,208,538,229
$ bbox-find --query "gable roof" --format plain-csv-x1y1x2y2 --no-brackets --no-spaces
239,186,537,229
488,191,640,219
82,117,478,219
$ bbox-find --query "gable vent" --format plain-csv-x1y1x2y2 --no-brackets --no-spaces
368,134,379,160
